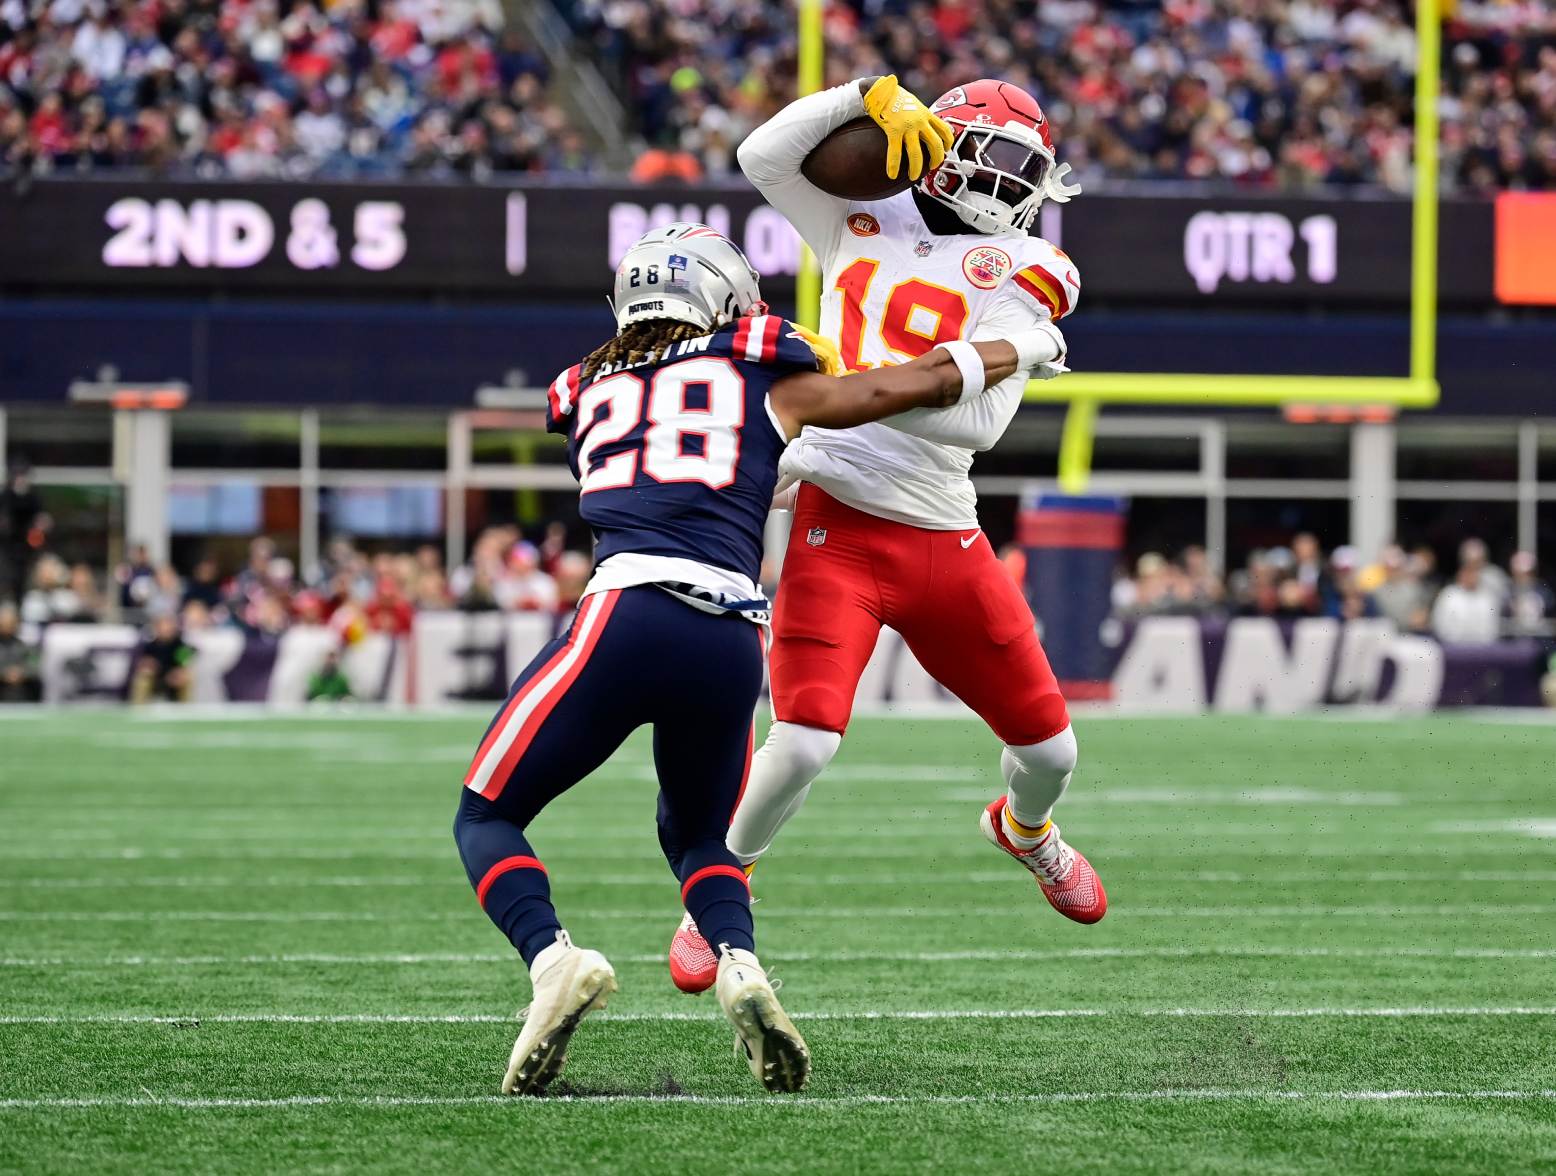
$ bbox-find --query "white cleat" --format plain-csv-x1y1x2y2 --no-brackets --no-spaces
715,946,810,1093
501,931,617,1096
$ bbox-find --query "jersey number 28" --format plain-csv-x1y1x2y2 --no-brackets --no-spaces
575,357,746,494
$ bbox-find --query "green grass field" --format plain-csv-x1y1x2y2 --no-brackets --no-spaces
2,709,1554,1174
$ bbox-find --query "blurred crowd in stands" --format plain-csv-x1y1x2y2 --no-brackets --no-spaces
571,0,1556,192
5,0,1553,188
1112,533,1555,640
0,0,594,178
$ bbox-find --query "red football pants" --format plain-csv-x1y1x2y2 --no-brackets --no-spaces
769,485,1070,744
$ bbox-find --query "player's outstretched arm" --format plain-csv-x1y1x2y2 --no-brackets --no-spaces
885,300,1070,452
769,339,1021,439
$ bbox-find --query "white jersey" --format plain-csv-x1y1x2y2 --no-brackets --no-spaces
737,82,1081,530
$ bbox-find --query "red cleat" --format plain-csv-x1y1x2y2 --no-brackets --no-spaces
980,796,1107,924
668,911,718,993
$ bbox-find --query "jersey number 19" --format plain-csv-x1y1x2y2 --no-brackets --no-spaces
835,258,970,372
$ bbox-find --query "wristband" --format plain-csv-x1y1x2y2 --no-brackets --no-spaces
1011,321,1065,369
934,340,985,403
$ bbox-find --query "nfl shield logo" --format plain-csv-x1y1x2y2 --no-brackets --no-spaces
806,527,827,547
915,239,932,257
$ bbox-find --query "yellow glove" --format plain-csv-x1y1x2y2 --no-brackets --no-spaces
863,74,956,181
787,322,845,376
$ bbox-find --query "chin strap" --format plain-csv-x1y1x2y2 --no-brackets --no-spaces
1043,162,1082,204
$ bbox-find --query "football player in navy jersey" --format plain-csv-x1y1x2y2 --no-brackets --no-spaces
452,222,1066,1096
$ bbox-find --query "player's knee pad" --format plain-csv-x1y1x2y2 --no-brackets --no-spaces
453,787,488,840
765,720,843,785
1006,724,1078,780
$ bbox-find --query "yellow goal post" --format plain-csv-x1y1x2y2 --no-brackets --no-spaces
792,0,1443,492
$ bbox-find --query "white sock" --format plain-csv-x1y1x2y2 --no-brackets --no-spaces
727,721,841,864
1001,725,1078,846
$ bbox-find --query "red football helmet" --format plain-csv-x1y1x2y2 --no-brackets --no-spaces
920,80,1081,234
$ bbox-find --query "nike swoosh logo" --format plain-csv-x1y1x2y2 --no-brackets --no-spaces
960,533,979,549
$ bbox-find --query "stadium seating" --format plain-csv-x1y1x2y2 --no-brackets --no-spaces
0,0,592,176
4,0,1552,186
565,0,1556,191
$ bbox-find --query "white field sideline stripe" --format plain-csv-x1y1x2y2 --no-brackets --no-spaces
2,1090,1554,1111
3,1008,1554,1026
465,592,609,794
5,904,1555,922
2,703,1547,726
5,945,1556,969
8,869,1556,889
5,844,1540,861
0,946,1550,968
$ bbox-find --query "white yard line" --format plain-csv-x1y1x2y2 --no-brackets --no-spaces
1,703,1549,725
6,869,1554,889
939,787,1408,807
3,945,1555,969
2,1008,1554,1027
1434,819,1556,839
3,904,1553,922
1,1089,1553,1110
7,842,1549,861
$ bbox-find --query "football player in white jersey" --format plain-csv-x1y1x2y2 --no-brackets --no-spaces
667,75,1106,994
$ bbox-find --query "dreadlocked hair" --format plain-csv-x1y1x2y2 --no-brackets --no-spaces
581,320,712,382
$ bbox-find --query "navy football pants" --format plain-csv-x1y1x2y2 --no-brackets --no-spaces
453,586,763,966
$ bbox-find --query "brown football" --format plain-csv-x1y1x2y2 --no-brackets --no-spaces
800,117,914,202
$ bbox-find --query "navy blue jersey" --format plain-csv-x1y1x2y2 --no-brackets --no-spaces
548,314,819,584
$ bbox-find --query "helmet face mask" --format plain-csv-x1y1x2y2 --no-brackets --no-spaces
609,222,766,333
921,80,1080,235
929,123,1054,234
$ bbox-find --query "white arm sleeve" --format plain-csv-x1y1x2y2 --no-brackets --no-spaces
882,293,1045,452
736,82,866,266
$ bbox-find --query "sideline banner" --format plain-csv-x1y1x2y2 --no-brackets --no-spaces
34,614,1550,710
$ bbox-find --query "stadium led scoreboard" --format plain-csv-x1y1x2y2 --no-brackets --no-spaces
0,178,1541,310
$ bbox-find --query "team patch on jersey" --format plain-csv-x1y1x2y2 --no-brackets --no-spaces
847,213,880,237
806,527,827,547
962,245,1013,290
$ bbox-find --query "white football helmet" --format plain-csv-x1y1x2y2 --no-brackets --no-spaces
609,223,766,332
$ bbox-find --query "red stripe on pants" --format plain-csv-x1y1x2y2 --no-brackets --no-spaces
462,627,578,788
479,590,621,800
